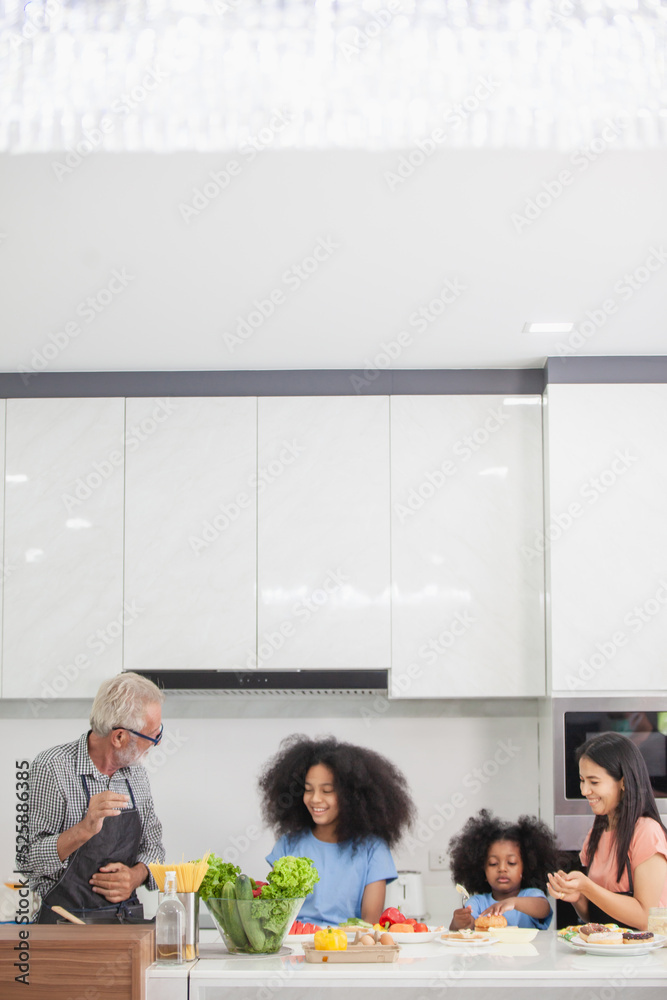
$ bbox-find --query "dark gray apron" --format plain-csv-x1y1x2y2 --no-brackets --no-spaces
37,774,145,924
586,859,638,930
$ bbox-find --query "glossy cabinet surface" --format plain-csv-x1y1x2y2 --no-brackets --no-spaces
124,397,257,672
390,395,545,697
2,398,125,699
546,383,667,692
256,396,391,670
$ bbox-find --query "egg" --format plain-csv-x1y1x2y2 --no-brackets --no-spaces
360,934,376,946
380,933,395,946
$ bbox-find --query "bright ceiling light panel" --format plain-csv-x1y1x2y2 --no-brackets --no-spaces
1,0,666,152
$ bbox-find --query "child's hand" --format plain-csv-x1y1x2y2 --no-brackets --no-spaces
450,906,474,930
479,898,516,916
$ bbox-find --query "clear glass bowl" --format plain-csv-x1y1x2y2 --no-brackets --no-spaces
205,896,305,954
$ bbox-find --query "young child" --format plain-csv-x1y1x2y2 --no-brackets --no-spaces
448,809,559,930
258,734,415,926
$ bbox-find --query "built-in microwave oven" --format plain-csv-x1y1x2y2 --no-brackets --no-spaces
553,696,667,850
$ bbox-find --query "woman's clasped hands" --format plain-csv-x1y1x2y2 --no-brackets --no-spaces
547,869,590,904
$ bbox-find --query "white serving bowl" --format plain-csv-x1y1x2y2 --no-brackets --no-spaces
487,927,538,943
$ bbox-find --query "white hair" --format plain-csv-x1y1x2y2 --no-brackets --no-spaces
89,672,164,737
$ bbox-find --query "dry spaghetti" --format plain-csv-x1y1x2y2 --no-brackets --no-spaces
149,853,210,893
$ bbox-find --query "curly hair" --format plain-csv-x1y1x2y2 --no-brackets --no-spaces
258,734,415,848
448,809,560,894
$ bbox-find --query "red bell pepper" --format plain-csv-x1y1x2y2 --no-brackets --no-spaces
379,907,406,928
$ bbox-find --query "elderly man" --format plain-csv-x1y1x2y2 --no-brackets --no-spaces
20,672,166,923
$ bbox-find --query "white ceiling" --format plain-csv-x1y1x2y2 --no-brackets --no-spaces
1,147,666,374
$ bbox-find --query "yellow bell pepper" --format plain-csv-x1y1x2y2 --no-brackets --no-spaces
314,927,348,951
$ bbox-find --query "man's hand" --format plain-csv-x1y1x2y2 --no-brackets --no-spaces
82,792,131,838
89,862,147,903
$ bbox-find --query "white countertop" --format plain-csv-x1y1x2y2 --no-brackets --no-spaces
147,931,667,999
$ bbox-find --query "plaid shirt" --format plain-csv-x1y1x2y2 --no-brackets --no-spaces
19,731,165,901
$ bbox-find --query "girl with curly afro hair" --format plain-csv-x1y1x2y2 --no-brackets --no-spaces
448,809,560,930
259,734,415,926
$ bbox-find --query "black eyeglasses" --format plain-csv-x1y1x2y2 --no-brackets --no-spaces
113,723,163,746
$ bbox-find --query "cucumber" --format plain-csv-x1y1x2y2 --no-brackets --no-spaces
221,879,250,949
235,874,266,951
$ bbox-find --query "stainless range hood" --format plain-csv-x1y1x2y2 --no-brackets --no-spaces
131,670,388,696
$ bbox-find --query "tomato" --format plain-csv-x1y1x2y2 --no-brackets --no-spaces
413,922,429,933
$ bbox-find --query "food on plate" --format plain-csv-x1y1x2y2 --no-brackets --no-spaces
289,920,322,934
475,913,507,930
389,922,414,933
623,931,654,943
443,931,491,942
577,923,617,942
314,927,348,951
379,907,406,927
338,918,374,931
578,923,623,944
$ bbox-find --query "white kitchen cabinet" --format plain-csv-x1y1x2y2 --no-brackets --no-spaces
546,383,667,692
390,395,545,698
123,397,257,672
2,398,125,699
256,396,391,670
0,401,5,697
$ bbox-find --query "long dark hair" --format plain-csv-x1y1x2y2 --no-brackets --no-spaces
258,734,415,848
577,732,667,882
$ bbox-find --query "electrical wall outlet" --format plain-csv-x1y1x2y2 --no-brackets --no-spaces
429,849,448,871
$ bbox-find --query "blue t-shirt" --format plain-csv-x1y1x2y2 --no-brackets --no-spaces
266,830,397,926
468,888,552,929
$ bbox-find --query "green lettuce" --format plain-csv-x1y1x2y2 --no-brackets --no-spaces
194,854,241,901
259,855,319,900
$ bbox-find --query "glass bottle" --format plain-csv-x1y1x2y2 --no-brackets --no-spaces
156,871,186,965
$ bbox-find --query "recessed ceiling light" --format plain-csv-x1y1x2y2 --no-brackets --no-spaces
523,322,574,334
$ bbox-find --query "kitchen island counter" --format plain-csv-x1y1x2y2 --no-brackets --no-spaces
147,933,667,1000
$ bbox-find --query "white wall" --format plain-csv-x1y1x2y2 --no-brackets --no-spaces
0,696,541,924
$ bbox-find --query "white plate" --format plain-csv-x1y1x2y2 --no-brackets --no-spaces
565,933,666,956
440,932,498,948
384,928,447,944
285,933,317,944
